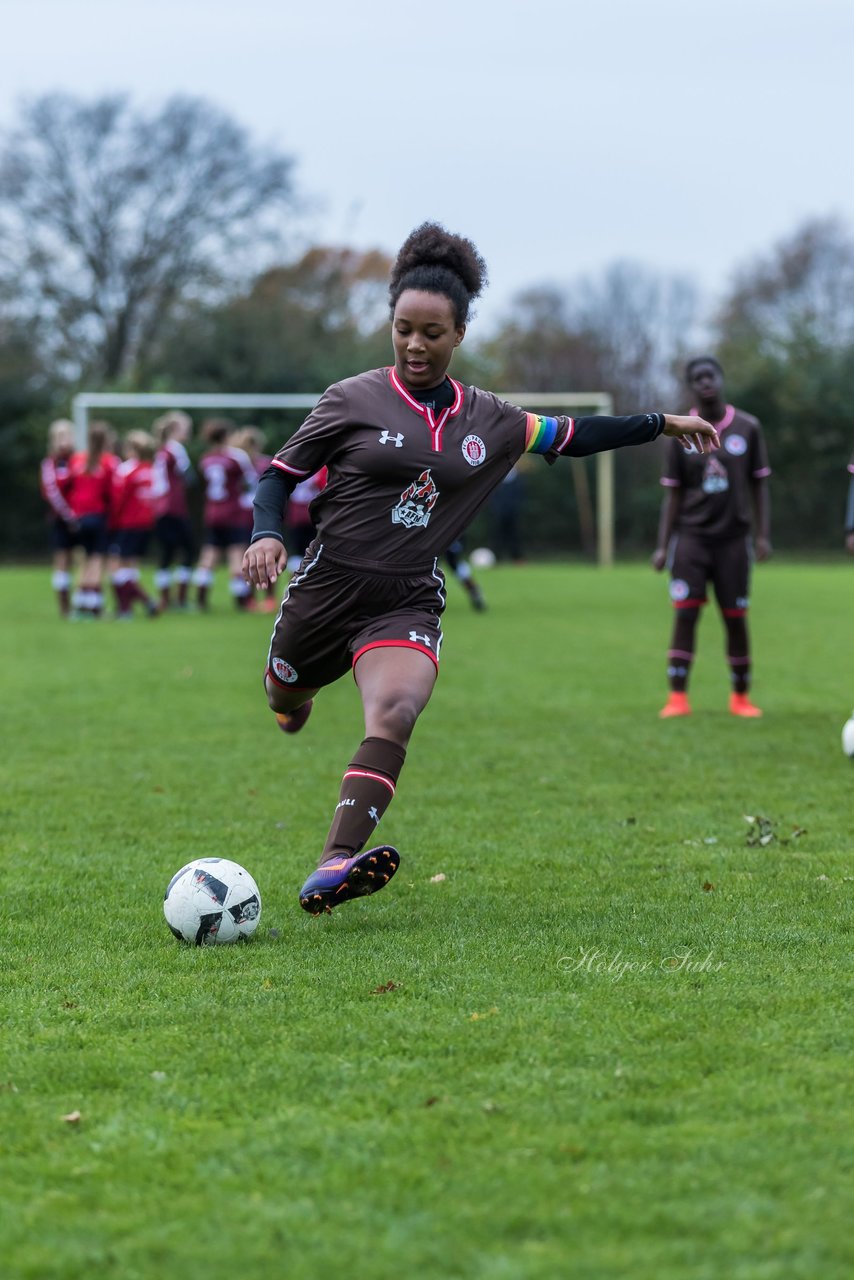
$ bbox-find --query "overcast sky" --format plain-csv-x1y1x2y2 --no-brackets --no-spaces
2,0,853,331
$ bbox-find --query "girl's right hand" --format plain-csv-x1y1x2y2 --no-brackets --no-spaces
243,538,287,589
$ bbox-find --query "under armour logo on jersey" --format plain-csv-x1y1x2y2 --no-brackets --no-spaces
379,430,405,447
410,631,431,646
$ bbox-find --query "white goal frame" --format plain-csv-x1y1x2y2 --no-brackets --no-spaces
71,389,616,564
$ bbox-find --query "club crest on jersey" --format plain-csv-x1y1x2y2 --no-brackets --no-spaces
391,469,439,529
724,433,747,456
461,434,487,466
271,657,299,684
670,579,690,602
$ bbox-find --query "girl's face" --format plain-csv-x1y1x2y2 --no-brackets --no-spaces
392,289,465,390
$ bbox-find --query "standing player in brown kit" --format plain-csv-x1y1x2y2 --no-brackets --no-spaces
652,356,771,719
243,223,720,915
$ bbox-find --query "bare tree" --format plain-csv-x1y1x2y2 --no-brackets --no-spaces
0,93,296,381
486,263,700,411
717,217,854,355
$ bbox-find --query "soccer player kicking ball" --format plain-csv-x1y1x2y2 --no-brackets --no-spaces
652,356,772,719
243,223,720,915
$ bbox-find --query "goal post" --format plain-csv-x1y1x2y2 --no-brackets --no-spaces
70,389,616,565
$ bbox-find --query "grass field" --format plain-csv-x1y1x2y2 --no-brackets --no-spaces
1,561,852,1280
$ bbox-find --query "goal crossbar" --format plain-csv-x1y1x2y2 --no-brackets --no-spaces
70,389,616,564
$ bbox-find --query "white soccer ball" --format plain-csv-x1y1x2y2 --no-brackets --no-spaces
470,546,496,570
842,715,854,759
164,857,262,945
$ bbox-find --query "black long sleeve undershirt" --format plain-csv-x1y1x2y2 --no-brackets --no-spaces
566,413,664,457
251,466,296,545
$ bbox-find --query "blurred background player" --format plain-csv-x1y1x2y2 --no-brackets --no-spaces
110,430,159,618
444,538,486,610
489,464,527,562
65,420,119,617
233,425,277,611
151,411,195,610
652,356,772,718
845,450,854,555
39,418,77,616
193,419,257,610
284,465,327,576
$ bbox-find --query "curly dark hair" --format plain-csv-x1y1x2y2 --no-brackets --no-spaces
389,222,488,326
685,355,724,382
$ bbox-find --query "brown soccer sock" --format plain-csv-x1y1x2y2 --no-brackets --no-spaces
667,607,700,692
724,613,751,693
321,737,407,861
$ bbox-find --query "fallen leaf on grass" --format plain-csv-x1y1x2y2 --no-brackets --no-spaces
816,875,830,882
703,881,715,892
744,815,807,848
0,1081,18,1093
61,1111,82,1125
150,1071,167,1082
371,981,401,995
430,873,446,883
424,1096,441,1107
469,1007,499,1021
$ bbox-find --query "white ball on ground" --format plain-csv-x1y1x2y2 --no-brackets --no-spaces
842,715,854,758
470,547,496,570
164,857,262,944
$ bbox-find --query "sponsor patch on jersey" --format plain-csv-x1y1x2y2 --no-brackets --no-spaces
391,469,439,529
461,434,486,466
670,579,690,602
272,657,299,684
724,433,747,456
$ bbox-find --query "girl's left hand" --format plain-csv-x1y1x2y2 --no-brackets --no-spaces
662,415,721,454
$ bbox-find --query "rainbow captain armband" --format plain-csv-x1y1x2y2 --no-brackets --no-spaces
524,413,569,454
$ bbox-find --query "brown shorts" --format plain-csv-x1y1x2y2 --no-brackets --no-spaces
668,532,751,614
266,541,446,691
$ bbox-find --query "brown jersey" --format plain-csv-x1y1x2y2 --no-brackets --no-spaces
268,367,662,568
661,405,770,540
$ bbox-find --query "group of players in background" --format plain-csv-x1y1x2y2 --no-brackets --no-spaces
39,411,328,621
39,356,854,717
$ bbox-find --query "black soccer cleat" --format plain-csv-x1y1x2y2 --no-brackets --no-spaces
298,846,400,915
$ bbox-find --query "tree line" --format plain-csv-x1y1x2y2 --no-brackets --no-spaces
2,93,852,557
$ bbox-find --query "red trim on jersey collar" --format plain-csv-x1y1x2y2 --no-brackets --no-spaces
388,367,464,452
690,404,735,431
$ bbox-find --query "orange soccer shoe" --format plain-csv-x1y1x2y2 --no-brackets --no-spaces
729,693,763,718
659,692,692,719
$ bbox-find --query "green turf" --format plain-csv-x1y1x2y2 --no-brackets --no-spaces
1,562,851,1280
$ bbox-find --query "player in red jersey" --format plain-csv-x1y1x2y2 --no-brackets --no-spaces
233,426,279,612
110,431,160,618
652,356,772,719
151,411,195,610
193,420,257,610
242,223,720,916
40,419,80,617
66,421,119,617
